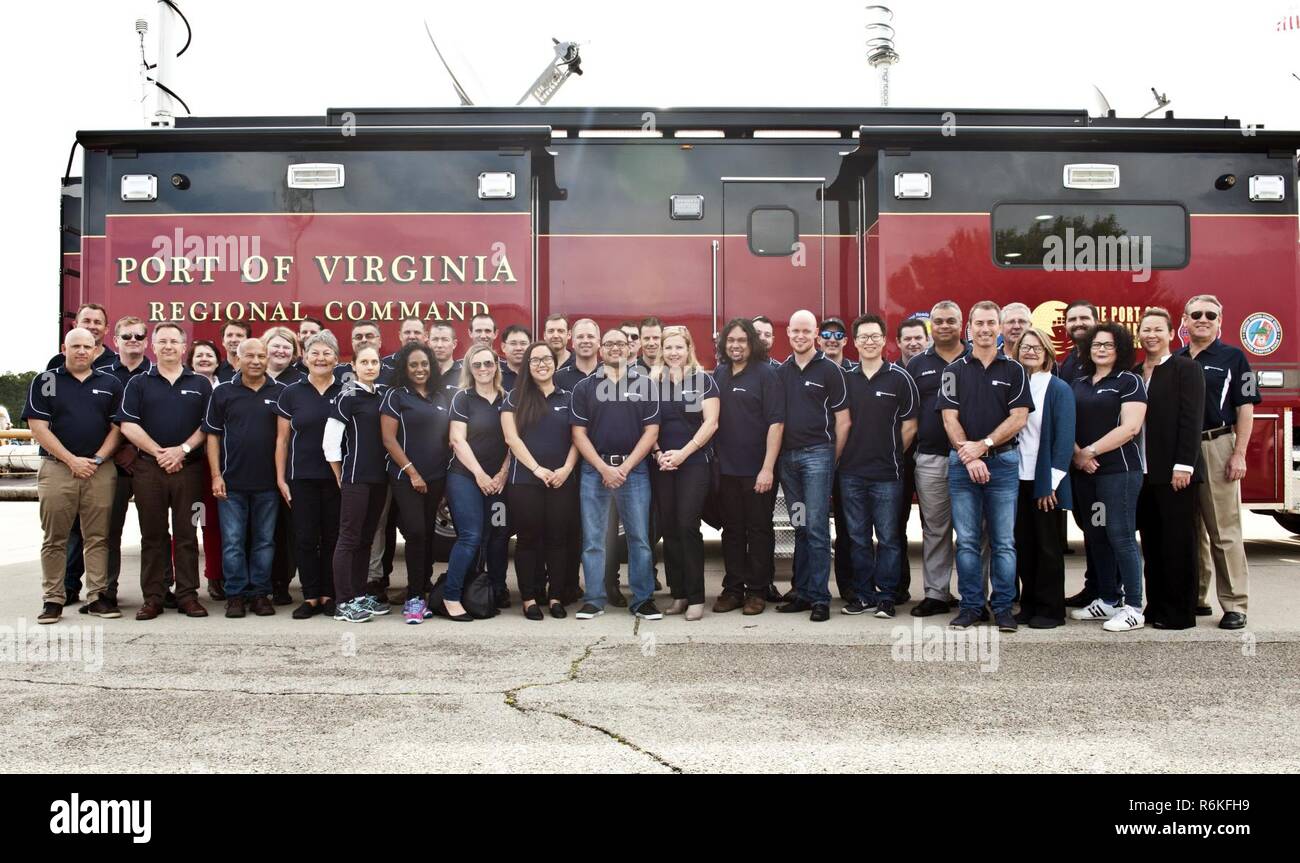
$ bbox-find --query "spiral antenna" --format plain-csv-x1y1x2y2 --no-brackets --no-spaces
865,5,899,106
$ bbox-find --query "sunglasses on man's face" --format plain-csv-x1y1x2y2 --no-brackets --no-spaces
1188,310,1219,321
819,330,846,341
118,332,147,341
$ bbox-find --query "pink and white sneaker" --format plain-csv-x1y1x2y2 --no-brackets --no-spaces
403,597,427,625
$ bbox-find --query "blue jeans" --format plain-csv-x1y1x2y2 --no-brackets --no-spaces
838,476,903,605
779,444,836,606
217,490,278,598
948,450,1019,613
444,471,507,603
581,462,653,610
1075,470,1144,608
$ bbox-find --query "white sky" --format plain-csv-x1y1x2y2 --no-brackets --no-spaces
3,0,1297,371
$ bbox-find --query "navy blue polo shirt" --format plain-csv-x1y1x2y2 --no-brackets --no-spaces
840,362,919,481
269,365,305,387
46,346,118,372
380,386,452,483
502,387,574,485
906,345,970,456
936,352,1034,445
1072,370,1147,474
216,361,238,384
570,365,660,455
202,375,287,492
117,366,213,450
767,357,783,368
656,370,720,468
431,360,463,397
105,355,153,389
1176,338,1261,431
449,387,507,477
554,361,596,393
333,383,389,484
22,367,122,458
714,359,785,477
501,364,521,394
1057,347,1084,383
274,378,343,481
777,351,848,451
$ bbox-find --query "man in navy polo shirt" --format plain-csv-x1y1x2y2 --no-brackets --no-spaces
203,338,286,618
838,313,918,619
905,301,967,616
752,316,783,367
1058,300,1097,384
215,321,251,384
501,325,532,392
939,300,1033,632
570,328,661,620
63,314,157,606
1177,294,1260,630
335,320,396,387
428,322,463,396
45,304,117,372
118,321,214,620
712,318,785,615
776,309,850,622
544,313,574,370
25,328,124,623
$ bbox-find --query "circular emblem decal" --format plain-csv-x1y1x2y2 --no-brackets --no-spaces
1240,312,1282,356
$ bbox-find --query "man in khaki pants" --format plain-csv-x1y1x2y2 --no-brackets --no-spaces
24,328,124,623
1176,295,1259,630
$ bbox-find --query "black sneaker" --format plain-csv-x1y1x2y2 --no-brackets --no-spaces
38,602,62,624
319,600,337,618
995,609,1018,632
841,599,872,615
1065,589,1096,609
874,599,896,619
910,597,950,617
810,603,830,622
292,601,318,620
633,600,663,620
949,608,982,629
765,583,785,603
575,603,604,620
1196,605,1214,617
82,598,122,619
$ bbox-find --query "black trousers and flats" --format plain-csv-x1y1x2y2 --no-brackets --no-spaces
1014,480,1066,622
391,477,447,600
652,463,712,606
507,476,580,604
1137,481,1199,629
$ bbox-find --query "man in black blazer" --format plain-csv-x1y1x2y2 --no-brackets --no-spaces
1134,308,1205,629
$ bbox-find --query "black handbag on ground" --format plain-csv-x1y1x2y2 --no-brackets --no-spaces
428,569,498,619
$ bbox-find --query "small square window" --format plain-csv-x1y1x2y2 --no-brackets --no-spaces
748,207,798,256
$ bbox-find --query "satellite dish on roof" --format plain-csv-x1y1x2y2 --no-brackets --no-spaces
423,20,486,106
1089,84,1114,118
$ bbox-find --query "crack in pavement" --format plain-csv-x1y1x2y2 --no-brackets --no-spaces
0,676,510,698
503,636,683,774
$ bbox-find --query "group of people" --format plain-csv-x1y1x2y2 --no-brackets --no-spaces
28,294,1257,632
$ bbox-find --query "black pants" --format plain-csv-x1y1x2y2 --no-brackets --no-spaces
719,474,777,597
391,476,447,600
831,475,855,600
651,463,711,605
895,450,917,599
508,476,580,603
271,498,296,596
1137,481,1199,629
1014,480,1066,622
1069,469,1098,599
333,481,387,602
288,478,340,600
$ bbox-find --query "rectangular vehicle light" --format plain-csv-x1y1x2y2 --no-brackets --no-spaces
1258,371,1284,387
287,163,345,190
1063,164,1120,189
1248,175,1286,202
120,174,158,202
894,172,931,199
670,194,704,219
478,172,516,200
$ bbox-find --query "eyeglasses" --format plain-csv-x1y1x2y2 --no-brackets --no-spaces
528,356,554,367
118,332,146,341
1092,342,1116,352
470,360,496,370
1188,310,1219,321
622,333,640,341
602,341,628,348
819,331,846,341
855,333,885,343
1019,346,1042,354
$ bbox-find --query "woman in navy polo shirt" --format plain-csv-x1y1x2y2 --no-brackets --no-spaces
275,330,343,620
324,344,391,623
442,344,510,621
1068,322,1149,632
380,342,453,624
651,327,720,620
263,327,305,386
502,341,580,620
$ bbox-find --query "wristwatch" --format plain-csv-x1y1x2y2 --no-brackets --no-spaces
982,437,994,450
181,443,192,455
92,455,104,466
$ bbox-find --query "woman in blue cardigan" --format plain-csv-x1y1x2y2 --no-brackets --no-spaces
1012,327,1076,628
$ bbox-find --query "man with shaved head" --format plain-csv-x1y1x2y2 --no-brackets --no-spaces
25,327,124,623
775,309,851,622
203,338,288,617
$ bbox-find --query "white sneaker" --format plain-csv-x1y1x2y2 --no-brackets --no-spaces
1102,606,1145,632
1069,598,1119,621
